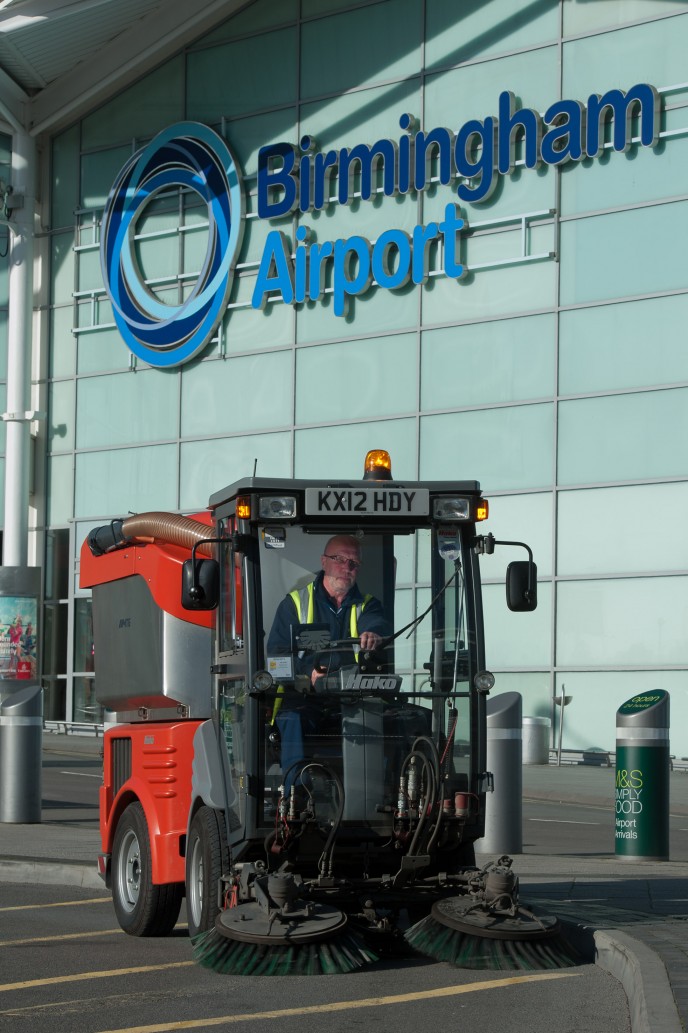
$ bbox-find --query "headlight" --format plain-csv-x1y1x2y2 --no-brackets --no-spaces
433,497,471,521
474,670,495,694
258,496,297,519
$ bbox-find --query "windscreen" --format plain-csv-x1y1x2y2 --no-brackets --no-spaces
257,525,474,827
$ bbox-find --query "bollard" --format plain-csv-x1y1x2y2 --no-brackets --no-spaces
482,691,522,854
615,690,669,861
522,716,550,765
0,684,43,823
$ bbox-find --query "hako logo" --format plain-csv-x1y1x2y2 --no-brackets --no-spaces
100,122,244,369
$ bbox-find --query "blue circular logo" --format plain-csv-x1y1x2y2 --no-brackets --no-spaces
100,122,244,369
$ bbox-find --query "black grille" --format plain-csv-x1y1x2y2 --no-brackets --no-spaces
111,737,132,797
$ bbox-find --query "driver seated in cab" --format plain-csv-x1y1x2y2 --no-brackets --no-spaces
267,534,388,684
266,534,390,793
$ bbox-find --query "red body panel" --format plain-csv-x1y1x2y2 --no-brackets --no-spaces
79,511,214,629
101,721,205,885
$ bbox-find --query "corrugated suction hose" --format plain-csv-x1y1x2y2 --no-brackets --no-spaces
87,512,215,557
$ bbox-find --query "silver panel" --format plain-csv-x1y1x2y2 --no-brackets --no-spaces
93,575,212,717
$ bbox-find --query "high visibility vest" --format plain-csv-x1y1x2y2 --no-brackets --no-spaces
271,583,373,723
289,581,372,640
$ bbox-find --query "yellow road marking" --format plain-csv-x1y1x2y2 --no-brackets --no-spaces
0,897,110,913
0,928,122,948
0,961,194,993
1,924,187,948
94,972,579,1033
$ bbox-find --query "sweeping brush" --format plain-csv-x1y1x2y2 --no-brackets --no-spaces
405,900,582,972
191,923,379,976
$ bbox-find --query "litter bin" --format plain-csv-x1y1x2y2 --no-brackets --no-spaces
0,684,43,823
615,690,669,861
522,716,550,765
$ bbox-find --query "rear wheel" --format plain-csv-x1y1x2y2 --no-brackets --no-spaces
112,801,183,936
186,806,224,939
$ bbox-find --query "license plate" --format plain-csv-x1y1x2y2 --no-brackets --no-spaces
305,487,429,516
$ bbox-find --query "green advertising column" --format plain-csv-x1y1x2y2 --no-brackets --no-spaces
615,690,670,861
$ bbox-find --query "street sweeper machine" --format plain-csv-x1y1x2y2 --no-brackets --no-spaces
80,449,578,975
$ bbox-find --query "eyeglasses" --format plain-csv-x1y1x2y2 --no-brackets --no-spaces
324,554,361,570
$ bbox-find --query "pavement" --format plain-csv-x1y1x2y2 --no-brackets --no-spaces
1,734,687,1033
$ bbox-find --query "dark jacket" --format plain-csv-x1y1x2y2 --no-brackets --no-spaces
266,570,388,673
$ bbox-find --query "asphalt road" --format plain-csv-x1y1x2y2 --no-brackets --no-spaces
0,881,630,1033
0,746,634,1033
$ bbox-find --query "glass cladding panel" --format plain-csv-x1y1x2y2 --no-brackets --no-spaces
304,190,419,247
559,295,688,395
74,676,101,724
197,0,298,41
559,202,688,306
77,248,104,293
420,404,554,491
422,260,557,324
426,0,559,69
553,671,687,755
563,0,683,35
299,79,420,156
562,17,688,98
558,483,688,575
81,59,184,149
295,333,417,425
47,454,73,526
296,277,418,344
51,233,75,306
179,432,293,510
302,0,357,14
52,126,80,228
49,380,76,452
556,576,688,666
483,581,552,667
226,109,297,178
74,444,178,517
223,277,294,352
45,529,69,600
558,388,688,485
76,371,179,449
81,146,132,210
433,160,556,224
43,602,68,675
300,0,422,98
421,314,556,410
74,597,94,672
0,308,7,377
78,326,133,374
238,207,279,266
559,123,687,218
424,47,559,131
181,351,292,437
50,307,76,378
480,492,553,579
187,28,297,121
294,418,418,480
488,671,553,726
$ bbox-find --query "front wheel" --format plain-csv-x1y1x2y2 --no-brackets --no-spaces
112,801,183,936
186,806,224,939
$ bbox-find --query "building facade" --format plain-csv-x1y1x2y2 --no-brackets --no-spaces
3,0,688,754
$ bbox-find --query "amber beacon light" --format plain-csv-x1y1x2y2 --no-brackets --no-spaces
363,449,393,480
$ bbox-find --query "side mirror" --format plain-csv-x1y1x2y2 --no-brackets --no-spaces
506,560,537,612
182,558,219,610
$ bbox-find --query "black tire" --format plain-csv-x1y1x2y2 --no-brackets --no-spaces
186,806,224,939
112,801,183,937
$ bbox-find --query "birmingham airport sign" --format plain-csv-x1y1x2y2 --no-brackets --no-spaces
101,83,660,368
